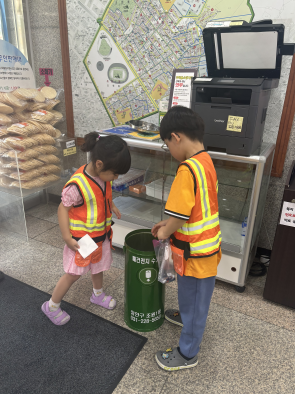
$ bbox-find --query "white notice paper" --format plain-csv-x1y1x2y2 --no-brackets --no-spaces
171,73,194,108
170,100,191,108
66,140,76,148
77,234,98,258
279,202,295,228
206,21,231,28
159,98,169,112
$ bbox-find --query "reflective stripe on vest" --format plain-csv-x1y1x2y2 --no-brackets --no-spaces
187,158,211,219
190,231,222,255
69,220,106,233
174,154,221,257
178,212,219,236
66,174,112,232
70,174,97,225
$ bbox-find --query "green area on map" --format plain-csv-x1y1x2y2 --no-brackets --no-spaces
110,0,136,19
113,69,123,79
98,38,112,56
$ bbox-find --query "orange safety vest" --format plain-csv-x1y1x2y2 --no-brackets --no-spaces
63,165,112,242
171,151,221,259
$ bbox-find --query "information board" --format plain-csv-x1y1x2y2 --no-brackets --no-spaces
0,40,35,92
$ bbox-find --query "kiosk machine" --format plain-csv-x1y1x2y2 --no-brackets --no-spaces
192,21,295,156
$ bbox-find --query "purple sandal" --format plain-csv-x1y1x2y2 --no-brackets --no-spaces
41,301,70,326
90,292,116,310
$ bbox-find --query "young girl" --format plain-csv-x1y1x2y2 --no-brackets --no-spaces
42,132,131,325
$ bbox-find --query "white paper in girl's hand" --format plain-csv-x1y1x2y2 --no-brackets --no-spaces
77,234,98,259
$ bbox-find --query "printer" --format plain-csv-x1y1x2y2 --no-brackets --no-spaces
192,21,295,156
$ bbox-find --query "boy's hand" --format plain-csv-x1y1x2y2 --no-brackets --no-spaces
65,237,80,252
153,217,187,240
157,226,169,240
112,203,121,219
151,220,168,237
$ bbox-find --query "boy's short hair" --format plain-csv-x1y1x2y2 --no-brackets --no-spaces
160,105,205,142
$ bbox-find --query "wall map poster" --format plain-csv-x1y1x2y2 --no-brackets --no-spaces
83,0,254,127
67,1,295,137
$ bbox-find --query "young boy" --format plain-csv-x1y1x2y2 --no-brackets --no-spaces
152,105,222,371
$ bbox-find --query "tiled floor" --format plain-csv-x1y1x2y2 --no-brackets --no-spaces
1,203,295,393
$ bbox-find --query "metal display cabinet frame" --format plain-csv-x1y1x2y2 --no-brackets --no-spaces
102,135,274,292
209,143,275,291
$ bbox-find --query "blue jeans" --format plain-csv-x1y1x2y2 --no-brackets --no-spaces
178,274,216,358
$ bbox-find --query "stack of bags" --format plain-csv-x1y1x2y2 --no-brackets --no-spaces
0,87,63,190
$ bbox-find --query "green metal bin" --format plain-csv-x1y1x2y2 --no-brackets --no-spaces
124,229,165,332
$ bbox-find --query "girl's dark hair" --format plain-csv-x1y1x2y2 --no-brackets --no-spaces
81,132,131,174
160,105,205,142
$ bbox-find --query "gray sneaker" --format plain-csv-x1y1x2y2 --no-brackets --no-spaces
155,347,198,371
165,309,183,327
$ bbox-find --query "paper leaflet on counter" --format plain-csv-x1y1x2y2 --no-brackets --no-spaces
97,126,160,141
98,125,133,136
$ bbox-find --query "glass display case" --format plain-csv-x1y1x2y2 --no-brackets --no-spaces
0,148,28,240
110,136,275,292
108,138,170,246
0,136,77,238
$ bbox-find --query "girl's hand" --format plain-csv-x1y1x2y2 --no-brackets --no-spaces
65,237,80,252
112,204,121,219
151,220,168,237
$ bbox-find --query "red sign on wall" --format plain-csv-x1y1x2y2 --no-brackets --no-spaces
39,68,53,86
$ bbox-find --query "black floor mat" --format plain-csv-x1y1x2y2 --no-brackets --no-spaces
0,274,147,394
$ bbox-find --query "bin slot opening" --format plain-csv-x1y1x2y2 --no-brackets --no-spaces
125,231,155,252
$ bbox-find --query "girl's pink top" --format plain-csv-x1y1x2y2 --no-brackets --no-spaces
61,172,113,276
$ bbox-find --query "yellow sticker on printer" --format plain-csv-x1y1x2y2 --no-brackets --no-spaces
230,21,243,26
227,116,243,132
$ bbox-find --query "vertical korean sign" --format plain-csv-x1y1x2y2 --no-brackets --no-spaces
170,72,195,109
0,40,36,92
